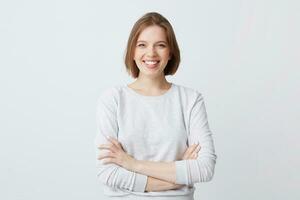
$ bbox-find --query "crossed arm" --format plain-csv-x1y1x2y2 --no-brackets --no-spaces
96,91,216,192
97,136,201,192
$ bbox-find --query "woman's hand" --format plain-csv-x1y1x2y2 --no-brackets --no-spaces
170,143,201,190
182,143,201,160
98,136,136,171
171,143,201,190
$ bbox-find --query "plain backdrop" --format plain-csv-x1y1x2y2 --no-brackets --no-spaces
0,0,299,199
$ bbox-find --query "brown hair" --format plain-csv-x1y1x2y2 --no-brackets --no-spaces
124,12,180,78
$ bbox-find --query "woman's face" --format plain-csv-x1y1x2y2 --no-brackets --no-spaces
134,25,170,78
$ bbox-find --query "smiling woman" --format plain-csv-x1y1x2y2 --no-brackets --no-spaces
95,12,217,200
133,25,171,75
124,12,180,80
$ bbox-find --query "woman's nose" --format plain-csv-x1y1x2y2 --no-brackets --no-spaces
146,46,157,56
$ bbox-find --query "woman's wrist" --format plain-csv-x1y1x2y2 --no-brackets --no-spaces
145,176,181,192
122,154,138,171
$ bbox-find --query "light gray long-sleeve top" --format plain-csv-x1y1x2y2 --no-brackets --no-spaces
95,83,217,198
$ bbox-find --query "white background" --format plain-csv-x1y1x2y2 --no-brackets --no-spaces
1,0,299,199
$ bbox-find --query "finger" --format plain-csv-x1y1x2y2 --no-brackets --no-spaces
185,144,199,155
100,158,115,165
182,144,198,159
98,144,111,150
98,151,115,160
191,144,201,154
107,136,122,149
186,144,200,159
98,143,118,152
187,152,197,160
190,143,199,151
192,152,198,159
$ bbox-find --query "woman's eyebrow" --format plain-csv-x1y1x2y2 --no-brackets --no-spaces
137,40,168,44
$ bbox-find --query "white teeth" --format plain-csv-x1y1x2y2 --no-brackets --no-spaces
144,60,158,65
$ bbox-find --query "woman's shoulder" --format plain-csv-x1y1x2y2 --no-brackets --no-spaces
174,84,207,110
96,85,124,103
174,83,203,98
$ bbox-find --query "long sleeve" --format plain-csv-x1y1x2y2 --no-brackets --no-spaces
95,88,148,192
175,93,217,185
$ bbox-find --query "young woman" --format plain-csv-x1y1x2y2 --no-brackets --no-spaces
95,12,217,200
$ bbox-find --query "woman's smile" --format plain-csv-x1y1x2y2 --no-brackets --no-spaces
143,60,160,69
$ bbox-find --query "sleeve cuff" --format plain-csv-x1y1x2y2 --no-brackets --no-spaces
133,173,148,192
175,160,188,185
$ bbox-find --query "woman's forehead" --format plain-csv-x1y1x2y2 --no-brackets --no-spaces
137,25,167,42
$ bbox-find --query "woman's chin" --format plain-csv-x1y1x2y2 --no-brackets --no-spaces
140,69,163,77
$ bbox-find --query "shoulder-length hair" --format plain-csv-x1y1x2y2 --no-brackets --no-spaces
124,12,180,78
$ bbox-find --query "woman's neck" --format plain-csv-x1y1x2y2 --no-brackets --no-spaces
128,74,172,95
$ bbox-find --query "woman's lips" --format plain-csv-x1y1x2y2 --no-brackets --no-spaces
143,60,160,69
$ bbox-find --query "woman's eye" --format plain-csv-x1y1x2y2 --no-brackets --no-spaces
158,44,166,48
137,44,145,47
